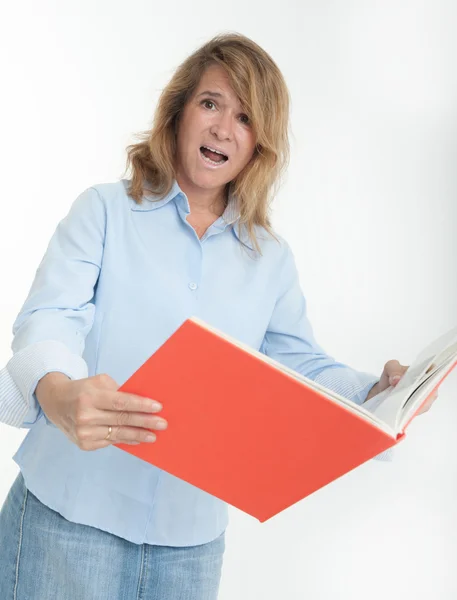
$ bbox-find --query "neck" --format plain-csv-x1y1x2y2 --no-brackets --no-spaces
176,174,227,217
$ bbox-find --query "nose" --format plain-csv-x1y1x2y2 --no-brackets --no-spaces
210,110,234,141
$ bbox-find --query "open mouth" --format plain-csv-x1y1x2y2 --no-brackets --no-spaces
200,146,229,166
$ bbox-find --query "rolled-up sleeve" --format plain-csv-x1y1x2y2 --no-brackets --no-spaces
0,366,25,428
5,186,106,427
261,240,392,461
2,341,89,427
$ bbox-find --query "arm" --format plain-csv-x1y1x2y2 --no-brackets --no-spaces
5,186,106,427
262,240,392,461
2,341,88,427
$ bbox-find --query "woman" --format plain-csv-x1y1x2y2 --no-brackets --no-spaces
0,32,415,599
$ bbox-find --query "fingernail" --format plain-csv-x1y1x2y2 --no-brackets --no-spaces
145,434,156,442
150,401,162,411
155,420,168,430
390,375,401,385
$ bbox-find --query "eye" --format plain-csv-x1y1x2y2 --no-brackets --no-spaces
239,114,250,125
201,99,216,110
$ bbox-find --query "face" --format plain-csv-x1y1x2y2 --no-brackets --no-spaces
175,64,257,200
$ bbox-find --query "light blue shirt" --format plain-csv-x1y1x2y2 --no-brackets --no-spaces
0,179,385,546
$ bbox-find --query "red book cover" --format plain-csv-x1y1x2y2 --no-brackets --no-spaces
114,318,452,522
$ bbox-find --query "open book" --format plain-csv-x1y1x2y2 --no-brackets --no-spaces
363,325,457,433
115,318,457,522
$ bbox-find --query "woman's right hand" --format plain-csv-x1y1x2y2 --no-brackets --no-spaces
35,372,167,450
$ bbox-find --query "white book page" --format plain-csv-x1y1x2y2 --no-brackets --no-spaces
362,329,457,431
398,356,456,430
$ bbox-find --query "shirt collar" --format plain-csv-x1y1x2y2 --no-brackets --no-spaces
127,178,254,250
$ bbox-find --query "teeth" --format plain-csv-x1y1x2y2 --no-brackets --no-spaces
202,146,227,157
201,152,226,166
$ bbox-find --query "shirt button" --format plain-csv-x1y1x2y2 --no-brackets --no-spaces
188,282,198,291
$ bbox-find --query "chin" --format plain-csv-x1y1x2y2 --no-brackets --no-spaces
189,170,231,191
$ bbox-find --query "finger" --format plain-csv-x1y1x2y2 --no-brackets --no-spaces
384,359,403,373
385,360,408,386
74,421,159,448
87,409,168,431
104,425,158,444
389,373,403,385
418,401,432,415
425,390,438,408
417,391,438,415
95,391,163,414
78,439,141,451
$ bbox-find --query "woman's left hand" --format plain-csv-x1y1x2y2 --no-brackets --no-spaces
366,359,438,415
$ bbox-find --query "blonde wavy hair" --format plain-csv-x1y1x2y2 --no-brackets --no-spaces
124,32,290,252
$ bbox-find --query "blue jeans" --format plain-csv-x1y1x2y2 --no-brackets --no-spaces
0,472,225,599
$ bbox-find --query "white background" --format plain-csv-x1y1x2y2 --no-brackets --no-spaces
1,1,456,598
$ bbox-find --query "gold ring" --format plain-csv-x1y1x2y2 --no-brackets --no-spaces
104,426,112,441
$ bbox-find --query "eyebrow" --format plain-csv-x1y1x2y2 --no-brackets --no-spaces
195,90,247,114
196,91,224,99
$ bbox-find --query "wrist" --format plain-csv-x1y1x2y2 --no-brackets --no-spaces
36,372,71,401
364,382,379,403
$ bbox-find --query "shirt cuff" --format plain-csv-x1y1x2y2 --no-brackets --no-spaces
0,367,29,427
373,448,393,461
314,367,393,461
314,367,379,406
5,341,89,427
